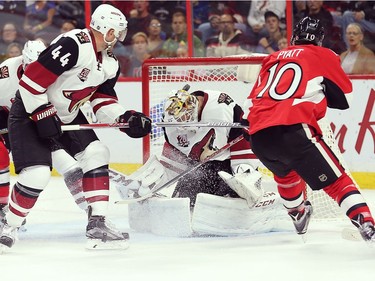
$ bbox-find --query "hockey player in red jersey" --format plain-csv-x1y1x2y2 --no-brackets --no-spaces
243,16,375,243
0,4,151,252
0,40,88,225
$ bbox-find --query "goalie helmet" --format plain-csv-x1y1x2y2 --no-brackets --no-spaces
290,16,324,46
163,86,199,123
90,4,128,42
22,40,46,70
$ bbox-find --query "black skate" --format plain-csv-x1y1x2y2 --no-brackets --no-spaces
351,214,375,244
287,200,313,235
86,208,129,250
0,220,18,254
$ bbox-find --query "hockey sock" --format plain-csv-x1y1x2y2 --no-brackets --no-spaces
275,171,306,209
324,174,374,224
82,166,109,216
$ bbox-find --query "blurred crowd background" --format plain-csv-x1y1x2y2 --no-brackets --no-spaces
1,0,374,77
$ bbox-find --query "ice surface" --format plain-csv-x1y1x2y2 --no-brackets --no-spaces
1,177,375,281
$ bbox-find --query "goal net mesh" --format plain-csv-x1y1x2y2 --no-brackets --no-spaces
143,57,350,220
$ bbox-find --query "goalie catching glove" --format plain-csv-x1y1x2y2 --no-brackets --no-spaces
119,110,152,138
218,164,263,208
30,103,62,139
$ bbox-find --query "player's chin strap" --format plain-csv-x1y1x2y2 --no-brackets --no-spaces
115,135,245,204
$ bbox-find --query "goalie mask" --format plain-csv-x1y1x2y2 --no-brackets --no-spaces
163,88,199,123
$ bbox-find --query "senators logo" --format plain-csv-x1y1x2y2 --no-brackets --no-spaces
0,66,9,79
63,86,98,112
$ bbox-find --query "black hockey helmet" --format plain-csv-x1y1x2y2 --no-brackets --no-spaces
290,17,324,46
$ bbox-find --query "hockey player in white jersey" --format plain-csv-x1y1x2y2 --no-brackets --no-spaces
0,41,87,225
0,4,151,252
121,86,290,237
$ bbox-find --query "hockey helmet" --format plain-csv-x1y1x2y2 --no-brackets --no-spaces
90,4,128,42
290,17,324,46
163,85,199,123
22,40,46,69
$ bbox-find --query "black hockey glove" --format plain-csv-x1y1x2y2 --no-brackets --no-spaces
119,110,152,138
241,118,250,141
30,103,62,139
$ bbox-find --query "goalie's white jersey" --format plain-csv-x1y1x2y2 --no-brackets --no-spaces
0,56,23,109
164,90,239,162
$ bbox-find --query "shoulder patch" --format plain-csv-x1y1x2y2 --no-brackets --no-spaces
76,31,91,44
107,50,117,60
217,93,234,105
0,66,9,79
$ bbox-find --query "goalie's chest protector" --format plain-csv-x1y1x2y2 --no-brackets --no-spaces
46,30,119,123
166,90,235,161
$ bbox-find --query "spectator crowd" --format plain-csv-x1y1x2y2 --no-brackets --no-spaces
0,0,374,76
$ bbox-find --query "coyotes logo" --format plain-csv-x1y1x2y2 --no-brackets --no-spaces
63,86,98,112
189,129,217,161
218,93,233,105
76,31,91,44
0,66,9,79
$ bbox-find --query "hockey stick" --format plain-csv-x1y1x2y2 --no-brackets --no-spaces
154,122,248,129
115,135,245,204
61,123,129,131
0,123,130,134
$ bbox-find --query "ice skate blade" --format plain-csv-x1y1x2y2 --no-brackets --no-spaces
299,233,307,243
85,238,130,250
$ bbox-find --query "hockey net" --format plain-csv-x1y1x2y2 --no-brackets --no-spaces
141,57,350,220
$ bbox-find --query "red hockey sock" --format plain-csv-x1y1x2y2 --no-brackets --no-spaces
324,174,374,224
275,171,306,209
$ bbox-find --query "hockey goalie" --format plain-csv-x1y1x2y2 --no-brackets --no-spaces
116,85,291,237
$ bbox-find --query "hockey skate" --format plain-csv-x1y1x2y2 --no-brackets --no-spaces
0,220,18,254
86,208,129,250
287,200,313,235
0,204,27,232
351,214,375,244
0,204,6,228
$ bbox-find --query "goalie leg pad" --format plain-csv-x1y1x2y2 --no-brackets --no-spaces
192,192,292,236
128,197,192,237
218,170,263,208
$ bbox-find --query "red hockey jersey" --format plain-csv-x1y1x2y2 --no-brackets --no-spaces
243,45,352,135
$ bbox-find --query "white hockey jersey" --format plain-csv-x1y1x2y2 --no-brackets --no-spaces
0,56,23,109
161,90,258,173
18,28,125,124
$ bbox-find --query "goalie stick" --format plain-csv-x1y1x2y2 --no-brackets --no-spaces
154,122,247,129
115,135,245,204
